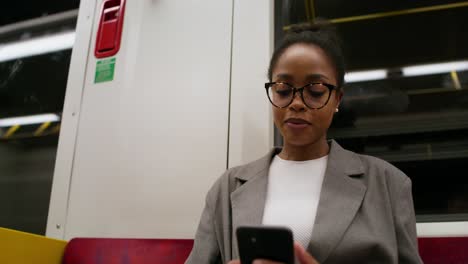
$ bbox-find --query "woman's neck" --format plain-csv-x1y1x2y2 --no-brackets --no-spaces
278,139,330,161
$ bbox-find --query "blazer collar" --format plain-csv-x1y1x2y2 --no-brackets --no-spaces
230,149,274,259
230,140,366,262
233,148,279,182
307,141,366,263
233,140,364,181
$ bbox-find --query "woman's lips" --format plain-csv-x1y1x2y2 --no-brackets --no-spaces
285,118,310,129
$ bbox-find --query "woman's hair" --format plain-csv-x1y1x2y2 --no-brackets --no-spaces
268,20,346,89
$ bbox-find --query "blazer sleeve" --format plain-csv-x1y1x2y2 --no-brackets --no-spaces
185,180,222,264
394,177,423,264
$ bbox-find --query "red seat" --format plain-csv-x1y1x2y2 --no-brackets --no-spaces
62,238,193,264
62,237,468,264
418,237,468,264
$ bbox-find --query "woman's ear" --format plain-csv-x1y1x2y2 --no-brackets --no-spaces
335,89,344,108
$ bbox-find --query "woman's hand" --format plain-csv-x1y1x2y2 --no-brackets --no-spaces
227,243,319,264
292,242,319,264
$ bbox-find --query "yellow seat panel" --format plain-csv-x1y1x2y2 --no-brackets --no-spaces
0,227,66,264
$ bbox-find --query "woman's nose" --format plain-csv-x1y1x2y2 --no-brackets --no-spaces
289,91,306,112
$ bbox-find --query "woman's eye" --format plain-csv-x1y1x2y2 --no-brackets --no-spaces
276,89,292,97
306,90,325,98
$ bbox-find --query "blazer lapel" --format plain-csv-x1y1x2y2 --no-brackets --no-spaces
230,149,279,259
228,142,366,262
307,140,367,263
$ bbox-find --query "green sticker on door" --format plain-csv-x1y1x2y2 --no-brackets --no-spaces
95,58,116,83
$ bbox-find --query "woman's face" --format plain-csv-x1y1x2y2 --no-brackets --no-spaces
271,43,342,147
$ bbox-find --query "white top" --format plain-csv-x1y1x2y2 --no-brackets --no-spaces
262,154,328,247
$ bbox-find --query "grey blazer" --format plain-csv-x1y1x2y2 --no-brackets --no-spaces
186,140,423,264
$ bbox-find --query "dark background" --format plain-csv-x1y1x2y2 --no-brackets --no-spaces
275,0,468,221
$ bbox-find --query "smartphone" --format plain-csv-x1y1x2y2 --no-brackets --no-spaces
236,226,295,264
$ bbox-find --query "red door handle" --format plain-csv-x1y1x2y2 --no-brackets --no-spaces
95,0,126,58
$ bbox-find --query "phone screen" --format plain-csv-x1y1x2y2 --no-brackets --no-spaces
236,226,295,264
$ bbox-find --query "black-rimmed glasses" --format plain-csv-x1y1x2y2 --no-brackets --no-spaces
264,82,337,109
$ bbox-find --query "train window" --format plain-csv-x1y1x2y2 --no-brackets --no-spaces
275,0,468,222
0,1,79,235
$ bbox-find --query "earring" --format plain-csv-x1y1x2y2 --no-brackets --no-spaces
335,108,339,113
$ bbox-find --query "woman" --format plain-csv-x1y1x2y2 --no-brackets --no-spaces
186,22,422,264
